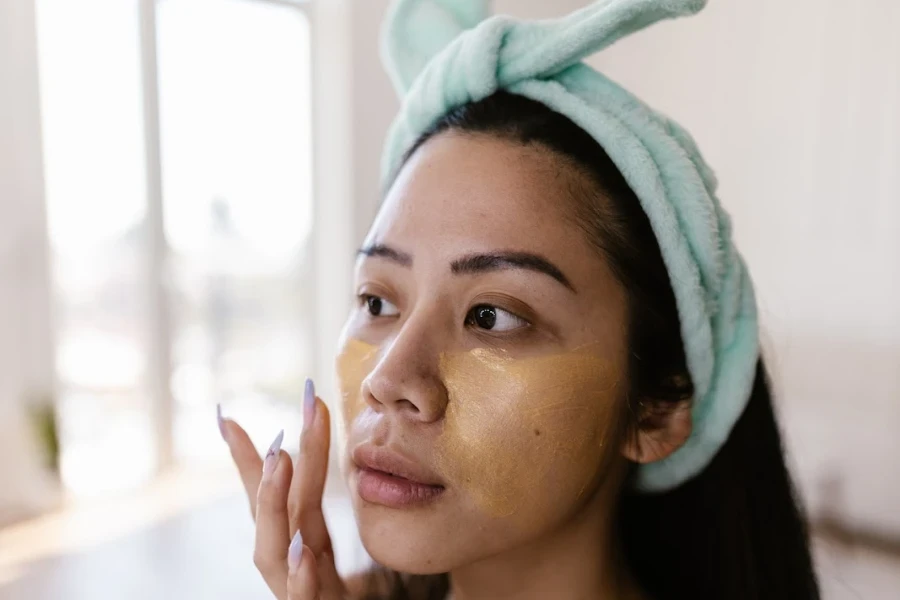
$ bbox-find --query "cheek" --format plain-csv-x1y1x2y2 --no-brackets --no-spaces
334,338,378,443
436,350,622,517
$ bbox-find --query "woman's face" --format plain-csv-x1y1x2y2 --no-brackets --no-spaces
336,132,631,573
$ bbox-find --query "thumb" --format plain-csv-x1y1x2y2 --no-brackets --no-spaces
287,532,346,600
287,531,320,600
317,550,345,597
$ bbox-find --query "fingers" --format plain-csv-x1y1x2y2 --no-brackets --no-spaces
218,404,264,518
253,431,293,599
286,533,320,600
317,550,345,595
288,379,334,557
219,381,342,600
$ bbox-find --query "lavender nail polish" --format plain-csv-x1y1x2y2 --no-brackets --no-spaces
216,403,226,441
262,429,284,476
288,530,303,572
303,378,316,431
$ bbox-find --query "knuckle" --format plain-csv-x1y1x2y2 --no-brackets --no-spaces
256,479,273,502
288,499,301,525
285,576,300,596
287,576,317,600
290,500,316,526
257,482,285,513
252,549,277,574
295,503,318,522
256,493,275,515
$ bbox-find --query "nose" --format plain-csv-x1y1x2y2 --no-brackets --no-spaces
361,313,448,423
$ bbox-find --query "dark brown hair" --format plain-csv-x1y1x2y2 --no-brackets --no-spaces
363,91,819,600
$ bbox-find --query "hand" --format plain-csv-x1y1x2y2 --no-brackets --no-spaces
219,379,347,599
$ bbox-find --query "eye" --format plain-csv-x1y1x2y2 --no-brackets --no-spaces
362,294,399,318
465,305,528,332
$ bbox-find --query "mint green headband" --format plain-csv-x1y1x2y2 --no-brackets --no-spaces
379,0,759,492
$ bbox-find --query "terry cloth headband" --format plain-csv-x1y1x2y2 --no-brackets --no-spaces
379,0,759,492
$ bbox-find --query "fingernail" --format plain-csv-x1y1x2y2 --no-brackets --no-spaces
288,530,303,573
303,378,316,431
262,429,284,476
216,403,227,441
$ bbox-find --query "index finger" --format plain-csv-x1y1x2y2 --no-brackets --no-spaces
218,405,264,518
288,379,333,557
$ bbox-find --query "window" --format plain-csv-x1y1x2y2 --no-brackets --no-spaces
37,0,313,496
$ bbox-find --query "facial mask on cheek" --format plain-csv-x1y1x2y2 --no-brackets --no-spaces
334,338,621,517
334,338,380,445
437,347,619,517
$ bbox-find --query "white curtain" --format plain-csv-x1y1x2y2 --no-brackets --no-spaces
0,0,60,525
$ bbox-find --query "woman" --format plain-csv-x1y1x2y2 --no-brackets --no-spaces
219,1,820,598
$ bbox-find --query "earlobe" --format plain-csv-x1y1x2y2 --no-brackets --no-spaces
621,398,692,464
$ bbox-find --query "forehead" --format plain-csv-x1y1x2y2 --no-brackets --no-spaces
365,131,630,354
370,132,591,257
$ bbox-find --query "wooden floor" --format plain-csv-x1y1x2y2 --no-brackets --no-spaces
1,493,273,599
0,468,368,600
1,469,898,600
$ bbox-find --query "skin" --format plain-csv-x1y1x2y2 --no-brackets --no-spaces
337,338,621,518
337,132,635,598
222,132,691,600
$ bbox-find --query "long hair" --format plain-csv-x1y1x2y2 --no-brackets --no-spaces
362,92,819,600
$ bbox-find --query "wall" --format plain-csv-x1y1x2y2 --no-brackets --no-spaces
585,0,900,534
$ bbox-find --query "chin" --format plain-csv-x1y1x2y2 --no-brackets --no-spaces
348,473,465,574
359,519,454,574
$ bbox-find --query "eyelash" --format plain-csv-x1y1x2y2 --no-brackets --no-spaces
358,294,399,318
357,293,532,335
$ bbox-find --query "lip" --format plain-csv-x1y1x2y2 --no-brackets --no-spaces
352,445,446,508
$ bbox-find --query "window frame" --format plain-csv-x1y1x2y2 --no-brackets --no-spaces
137,0,339,471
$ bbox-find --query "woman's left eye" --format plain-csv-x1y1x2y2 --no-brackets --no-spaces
465,305,528,333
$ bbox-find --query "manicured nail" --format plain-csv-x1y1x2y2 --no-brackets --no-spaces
262,429,284,476
303,378,316,431
216,403,227,441
288,530,303,573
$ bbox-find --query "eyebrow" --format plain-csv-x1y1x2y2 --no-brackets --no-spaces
357,243,413,267
451,251,576,292
357,244,575,293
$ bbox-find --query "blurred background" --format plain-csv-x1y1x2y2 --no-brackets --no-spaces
0,0,897,598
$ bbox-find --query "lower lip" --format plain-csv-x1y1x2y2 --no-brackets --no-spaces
356,468,445,508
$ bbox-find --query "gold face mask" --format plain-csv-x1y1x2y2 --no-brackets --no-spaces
336,338,622,516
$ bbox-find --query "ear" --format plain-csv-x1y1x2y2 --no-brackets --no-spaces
621,398,692,464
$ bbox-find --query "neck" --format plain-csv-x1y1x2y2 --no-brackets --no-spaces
448,480,640,600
